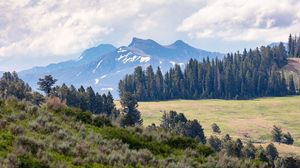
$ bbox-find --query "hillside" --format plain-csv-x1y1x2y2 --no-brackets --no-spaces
282,58,300,89
0,98,216,167
116,96,300,155
0,72,299,167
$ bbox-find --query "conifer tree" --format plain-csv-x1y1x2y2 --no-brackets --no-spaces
120,92,143,126
37,75,57,96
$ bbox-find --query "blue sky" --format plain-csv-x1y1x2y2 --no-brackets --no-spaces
0,0,299,71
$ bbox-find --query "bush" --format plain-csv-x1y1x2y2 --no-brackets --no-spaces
18,154,49,168
76,112,92,124
10,125,24,136
0,119,7,129
16,136,44,155
164,136,197,149
93,115,112,127
211,123,221,134
208,136,222,152
46,97,66,112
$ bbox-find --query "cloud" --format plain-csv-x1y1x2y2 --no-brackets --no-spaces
0,0,299,71
177,0,300,42
1,0,203,71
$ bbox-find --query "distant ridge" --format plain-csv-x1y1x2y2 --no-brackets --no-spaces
20,38,224,97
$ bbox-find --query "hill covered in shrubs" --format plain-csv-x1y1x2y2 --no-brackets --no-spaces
0,72,299,167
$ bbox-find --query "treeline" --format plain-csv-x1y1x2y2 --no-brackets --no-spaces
119,42,298,101
51,84,116,116
288,34,300,57
0,72,44,105
0,72,116,116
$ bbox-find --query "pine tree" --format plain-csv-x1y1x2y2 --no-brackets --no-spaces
288,75,296,95
37,75,57,96
266,143,278,161
120,92,143,126
282,132,294,145
155,67,164,100
271,125,282,143
105,92,115,116
146,65,156,100
86,86,96,112
288,34,293,57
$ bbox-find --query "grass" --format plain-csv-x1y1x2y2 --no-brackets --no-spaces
116,96,300,155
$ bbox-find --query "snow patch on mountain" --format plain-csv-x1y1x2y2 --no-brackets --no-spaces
170,61,176,66
95,79,99,84
101,88,113,91
76,72,82,76
140,56,151,63
93,60,103,73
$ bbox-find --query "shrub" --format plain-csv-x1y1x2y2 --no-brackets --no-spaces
10,125,24,136
164,136,197,149
282,132,294,145
46,97,66,111
211,123,221,134
16,136,44,155
54,129,69,140
18,154,49,168
76,112,92,124
196,145,214,156
0,119,7,129
25,105,39,116
17,112,26,120
75,142,89,158
93,115,112,127
52,141,74,156
208,136,222,152
265,143,278,161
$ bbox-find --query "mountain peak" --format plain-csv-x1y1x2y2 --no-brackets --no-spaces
128,37,161,48
78,43,116,61
170,40,193,48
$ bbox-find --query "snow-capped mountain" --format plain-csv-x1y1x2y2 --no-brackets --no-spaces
20,38,224,97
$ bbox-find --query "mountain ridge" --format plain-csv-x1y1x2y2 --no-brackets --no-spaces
19,38,224,97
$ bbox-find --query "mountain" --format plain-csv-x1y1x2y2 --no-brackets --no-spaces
268,42,288,49
20,38,224,97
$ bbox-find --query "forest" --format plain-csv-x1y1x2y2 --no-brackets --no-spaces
119,38,299,101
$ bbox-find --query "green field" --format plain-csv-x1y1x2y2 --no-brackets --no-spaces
117,96,300,155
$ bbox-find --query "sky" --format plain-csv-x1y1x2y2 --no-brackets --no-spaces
1,0,300,71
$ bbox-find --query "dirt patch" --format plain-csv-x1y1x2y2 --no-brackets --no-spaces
283,58,300,74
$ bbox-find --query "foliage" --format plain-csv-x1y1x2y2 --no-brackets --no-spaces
120,92,143,126
0,72,32,100
52,84,116,116
119,41,293,100
271,125,294,145
37,75,57,95
160,110,206,144
288,34,300,58
266,143,279,161
211,123,221,134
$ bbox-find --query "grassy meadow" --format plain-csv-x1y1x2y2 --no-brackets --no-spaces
116,96,300,155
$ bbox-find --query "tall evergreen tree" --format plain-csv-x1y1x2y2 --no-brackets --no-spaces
37,75,57,96
120,92,143,126
288,75,296,95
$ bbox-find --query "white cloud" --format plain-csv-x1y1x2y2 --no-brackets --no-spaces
1,0,200,71
0,0,299,71
177,0,300,42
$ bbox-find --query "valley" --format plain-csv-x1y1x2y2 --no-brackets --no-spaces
117,96,300,155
